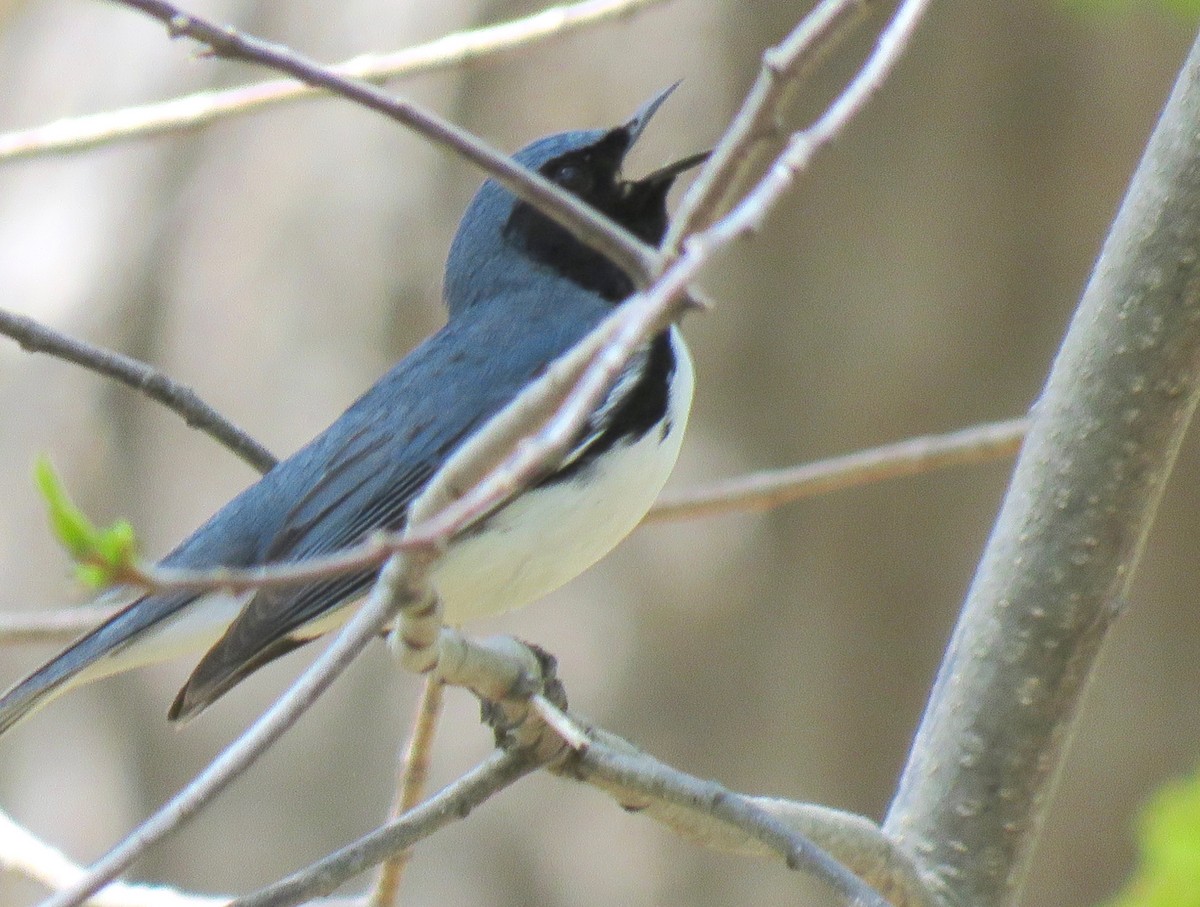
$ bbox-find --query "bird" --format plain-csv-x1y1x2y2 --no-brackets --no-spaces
0,87,706,737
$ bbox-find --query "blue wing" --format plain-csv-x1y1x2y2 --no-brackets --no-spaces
167,284,611,719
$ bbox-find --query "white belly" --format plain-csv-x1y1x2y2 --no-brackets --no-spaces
433,327,693,624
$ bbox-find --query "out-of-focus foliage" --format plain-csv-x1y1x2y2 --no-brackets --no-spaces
1106,769,1200,907
1062,0,1200,17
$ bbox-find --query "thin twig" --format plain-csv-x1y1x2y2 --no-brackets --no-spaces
0,0,944,626
403,292,680,547
0,605,122,645
237,716,907,907
0,308,276,473
0,808,363,907
37,553,435,907
84,293,678,600
0,807,229,907
571,739,893,907
231,750,540,907
708,0,932,243
422,0,936,544
665,0,871,249
71,0,931,600
0,0,667,164
530,694,591,752
648,416,1027,522
368,678,445,907
109,0,656,286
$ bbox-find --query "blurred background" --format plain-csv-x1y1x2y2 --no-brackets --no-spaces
0,1,1196,905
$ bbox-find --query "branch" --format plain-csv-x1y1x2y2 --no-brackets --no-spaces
0,0,667,165
108,0,656,287
230,750,539,907
31,175,679,907
883,25,1200,907
0,809,342,907
648,416,1026,522
233,698,906,907
569,728,939,907
0,808,230,907
367,678,444,907
62,0,934,599
570,740,902,907
403,0,933,546
700,0,932,248
665,0,871,249
0,605,122,645
37,552,437,907
0,308,276,474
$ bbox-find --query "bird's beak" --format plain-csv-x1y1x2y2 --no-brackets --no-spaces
624,81,684,147
620,83,710,189
638,149,711,188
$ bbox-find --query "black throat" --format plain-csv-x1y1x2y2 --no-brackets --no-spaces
502,205,644,302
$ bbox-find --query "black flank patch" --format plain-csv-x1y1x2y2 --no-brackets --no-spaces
540,330,676,486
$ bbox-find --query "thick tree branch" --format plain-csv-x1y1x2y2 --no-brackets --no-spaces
0,0,667,164
567,734,899,907
883,26,1200,907
568,727,939,906
0,308,276,473
234,705,902,907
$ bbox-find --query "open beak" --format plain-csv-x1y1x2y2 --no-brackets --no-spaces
639,149,711,187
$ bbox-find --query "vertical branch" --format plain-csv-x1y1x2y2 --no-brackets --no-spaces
884,27,1200,907
369,678,445,907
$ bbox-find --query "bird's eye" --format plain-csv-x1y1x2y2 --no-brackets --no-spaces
553,161,594,194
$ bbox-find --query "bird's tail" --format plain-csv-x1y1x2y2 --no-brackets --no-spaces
0,589,242,738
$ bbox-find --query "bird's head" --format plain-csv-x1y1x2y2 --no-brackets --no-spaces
444,86,707,313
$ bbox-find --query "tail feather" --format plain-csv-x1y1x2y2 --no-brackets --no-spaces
0,589,242,738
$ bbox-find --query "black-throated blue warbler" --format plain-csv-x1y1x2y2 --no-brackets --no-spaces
0,88,706,736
